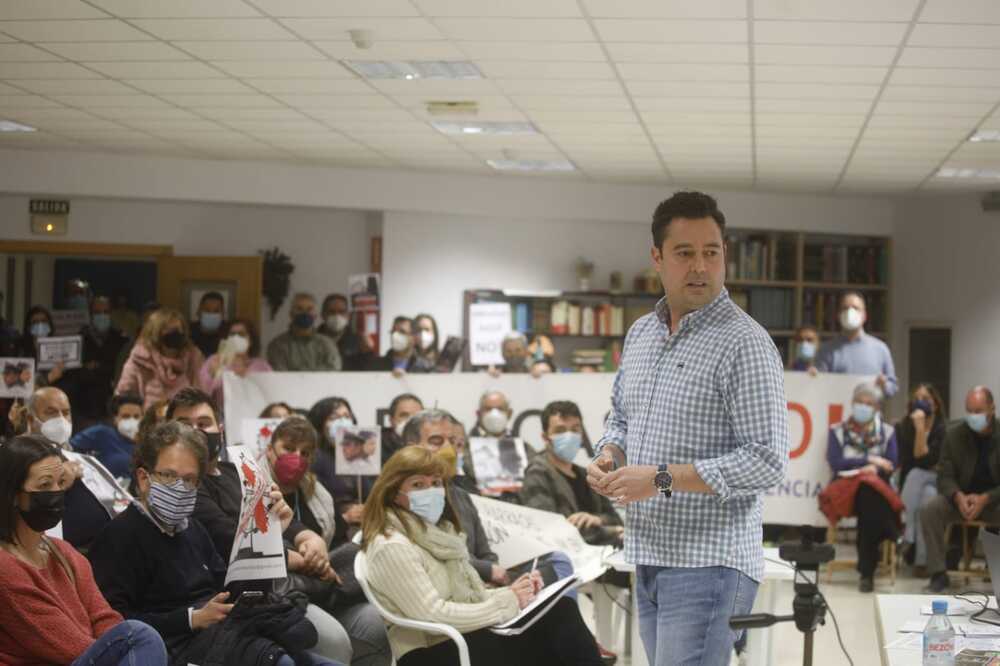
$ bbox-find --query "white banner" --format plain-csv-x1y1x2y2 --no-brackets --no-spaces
225,371,870,527
225,446,286,585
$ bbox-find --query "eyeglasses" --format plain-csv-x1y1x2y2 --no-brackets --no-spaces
150,469,199,491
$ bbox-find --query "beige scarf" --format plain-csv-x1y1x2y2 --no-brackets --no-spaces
387,511,484,604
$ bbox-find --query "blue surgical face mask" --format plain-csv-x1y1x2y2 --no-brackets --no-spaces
67,295,88,311
407,486,445,525
92,313,111,333
852,402,876,425
326,417,353,442
200,312,223,333
966,413,990,434
798,341,816,361
551,431,582,463
30,322,51,338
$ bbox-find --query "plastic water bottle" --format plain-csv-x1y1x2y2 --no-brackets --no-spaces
923,600,955,665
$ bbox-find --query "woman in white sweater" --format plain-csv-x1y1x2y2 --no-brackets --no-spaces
361,446,602,666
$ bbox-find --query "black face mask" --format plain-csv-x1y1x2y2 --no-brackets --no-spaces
19,490,65,532
202,431,224,461
162,330,187,350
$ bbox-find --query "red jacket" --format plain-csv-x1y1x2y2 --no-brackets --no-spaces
819,473,905,526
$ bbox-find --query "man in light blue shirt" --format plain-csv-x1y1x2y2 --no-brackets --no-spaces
588,191,789,666
816,292,898,397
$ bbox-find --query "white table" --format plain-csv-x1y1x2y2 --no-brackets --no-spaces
874,593,999,665
597,548,793,666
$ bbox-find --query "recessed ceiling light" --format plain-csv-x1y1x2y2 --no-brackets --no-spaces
342,60,483,80
0,120,36,133
969,129,1000,142
937,166,1000,179
487,159,575,172
432,121,538,136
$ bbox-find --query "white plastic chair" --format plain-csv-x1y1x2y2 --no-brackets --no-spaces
354,548,472,666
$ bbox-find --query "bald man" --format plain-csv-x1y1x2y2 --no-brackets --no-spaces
27,386,74,449
921,386,1000,592
470,389,513,438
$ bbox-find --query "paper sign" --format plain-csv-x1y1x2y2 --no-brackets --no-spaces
334,425,381,476
51,309,89,337
469,436,528,495
64,451,132,517
0,357,34,398
225,446,286,585
37,336,83,370
468,302,512,366
240,418,284,461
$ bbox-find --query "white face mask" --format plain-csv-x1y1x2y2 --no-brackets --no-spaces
117,417,140,440
226,334,250,355
391,331,411,353
840,307,864,332
418,330,435,351
394,420,407,438
327,417,353,441
38,415,72,446
327,314,349,333
481,408,509,435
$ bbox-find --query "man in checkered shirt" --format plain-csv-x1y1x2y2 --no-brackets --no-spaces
588,191,789,666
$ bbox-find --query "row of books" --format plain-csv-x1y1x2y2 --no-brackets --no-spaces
802,290,887,333
549,301,627,336
725,234,797,282
730,288,795,330
803,243,888,285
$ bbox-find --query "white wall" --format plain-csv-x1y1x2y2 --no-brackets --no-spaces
0,195,374,344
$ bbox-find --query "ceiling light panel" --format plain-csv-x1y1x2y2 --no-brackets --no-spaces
0,119,37,132
343,60,482,80
431,120,538,135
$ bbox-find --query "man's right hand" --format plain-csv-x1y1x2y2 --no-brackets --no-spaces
192,592,233,630
587,445,623,497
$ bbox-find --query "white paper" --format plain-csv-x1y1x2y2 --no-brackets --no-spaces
225,446,287,585
469,437,527,494
468,302,512,366
922,601,997,616
36,335,83,370
240,418,284,461
492,575,578,630
0,357,34,398
837,469,861,478
884,632,923,650
51,309,89,337
334,425,381,476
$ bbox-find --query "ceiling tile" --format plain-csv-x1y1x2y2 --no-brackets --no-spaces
126,78,256,94
755,45,897,66
910,24,1000,49
245,78,373,94
756,113,865,127
312,40,465,60
85,61,225,79
755,83,880,100
618,63,747,81
636,97,750,112
0,1,108,20
159,93,285,108
222,119,330,133
898,47,1000,69
1,107,103,122
641,110,749,124
87,0,262,17
459,42,606,61
433,18,593,42
246,0,418,17
0,82,25,93
279,18,444,41
755,65,888,84
41,42,190,61
0,94,62,109
756,125,860,138
27,117,124,131
276,93,396,108
511,95,632,111
371,79,499,95
754,21,907,45
627,80,749,97
891,68,1000,87
881,85,1000,102
0,44,61,62
125,118,227,133
497,79,622,95
528,110,638,122
920,0,1000,23
88,107,202,120
606,43,747,64
196,107,308,120
307,108,414,122
174,41,324,61
754,0,919,21
414,0,581,17
0,19,152,43
51,94,171,108
595,19,746,43
582,0,746,19
866,114,976,128
132,19,295,41
875,100,992,116
479,61,614,80
211,61,353,78
0,62,100,78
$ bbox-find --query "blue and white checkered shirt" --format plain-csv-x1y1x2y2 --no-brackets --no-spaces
597,288,789,582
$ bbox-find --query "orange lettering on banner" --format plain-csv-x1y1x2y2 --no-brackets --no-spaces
829,404,844,428
787,402,811,459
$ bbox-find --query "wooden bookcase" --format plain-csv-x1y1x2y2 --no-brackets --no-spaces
461,230,891,371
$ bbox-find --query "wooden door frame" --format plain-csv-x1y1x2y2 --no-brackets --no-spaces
0,240,173,257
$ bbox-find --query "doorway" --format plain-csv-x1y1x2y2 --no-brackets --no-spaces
908,326,952,410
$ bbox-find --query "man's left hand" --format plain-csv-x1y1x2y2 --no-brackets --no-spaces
599,465,658,504
298,534,330,575
969,494,991,521
875,374,887,389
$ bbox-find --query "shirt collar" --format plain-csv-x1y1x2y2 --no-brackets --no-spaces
655,288,730,334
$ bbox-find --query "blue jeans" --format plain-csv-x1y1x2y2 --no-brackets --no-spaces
636,565,758,666
901,468,937,567
70,620,166,666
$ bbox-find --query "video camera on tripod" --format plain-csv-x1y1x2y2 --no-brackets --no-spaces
730,532,836,666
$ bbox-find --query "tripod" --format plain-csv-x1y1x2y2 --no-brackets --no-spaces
730,535,833,666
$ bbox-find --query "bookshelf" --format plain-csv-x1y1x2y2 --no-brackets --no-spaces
461,230,891,371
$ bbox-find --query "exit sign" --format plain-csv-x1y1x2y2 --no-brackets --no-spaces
30,199,70,235
30,199,70,215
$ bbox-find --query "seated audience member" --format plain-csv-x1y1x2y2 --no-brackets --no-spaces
116,308,205,410
921,386,1000,593
261,402,295,419
19,305,71,394
521,401,624,547
198,318,272,407
308,397,372,526
265,417,392,666
72,296,130,429
823,382,900,593
188,291,226,359
366,316,415,374
318,293,373,371
267,293,342,372
361,446,602,666
88,421,341,666
469,389,513,438
0,435,168,666
790,325,820,373
409,314,440,373
815,292,898,397
70,392,144,481
382,393,423,463
489,332,556,378
898,383,948,571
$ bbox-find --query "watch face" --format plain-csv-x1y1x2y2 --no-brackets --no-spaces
655,470,671,490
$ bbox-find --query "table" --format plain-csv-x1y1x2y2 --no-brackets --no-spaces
875,593,1000,665
597,548,793,666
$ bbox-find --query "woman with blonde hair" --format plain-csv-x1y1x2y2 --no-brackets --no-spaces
115,308,204,409
361,447,602,666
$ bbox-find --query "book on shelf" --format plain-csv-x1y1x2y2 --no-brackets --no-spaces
581,305,595,336
550,300,569,335
514,302,531,333
726,234,796,282
805,242,887,285
567,304,581,336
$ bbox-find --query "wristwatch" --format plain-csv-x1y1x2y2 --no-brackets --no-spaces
654,464,673,498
